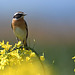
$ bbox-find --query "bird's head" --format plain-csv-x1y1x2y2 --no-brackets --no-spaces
13,11,27,20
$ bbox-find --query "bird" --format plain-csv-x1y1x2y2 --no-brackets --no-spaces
11,11,28,48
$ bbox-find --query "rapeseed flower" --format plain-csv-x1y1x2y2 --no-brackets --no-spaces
30,52,36,57
0,40,45,70
40,53,45,61
26,56,30,61
0,41,54,75
0,50,5,54
72,56,75,72
1,41,12,51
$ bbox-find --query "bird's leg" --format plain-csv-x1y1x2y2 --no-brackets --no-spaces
23,40,28,50
16,37,19,43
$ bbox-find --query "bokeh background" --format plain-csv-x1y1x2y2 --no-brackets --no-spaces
0,0,75,75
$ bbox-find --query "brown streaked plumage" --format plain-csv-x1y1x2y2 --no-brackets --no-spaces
11,11,28,47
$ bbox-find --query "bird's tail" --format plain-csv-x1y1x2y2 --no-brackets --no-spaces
23,40,28,49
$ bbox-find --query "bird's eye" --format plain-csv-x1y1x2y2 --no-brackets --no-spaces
13,14,23,19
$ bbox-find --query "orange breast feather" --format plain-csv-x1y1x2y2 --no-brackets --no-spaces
12,18,26,30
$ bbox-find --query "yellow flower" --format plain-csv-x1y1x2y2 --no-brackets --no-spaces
40,53,45,61
30,52,36,57
0,66,4,70
10,50,19,57
74,60,75,62
0,50,5,54
23,48,25,50
72,56,75,59
0,56,8,69
40,56,45,61
0,41,45,70
16,41,22,48
74,69,75,72
0,40,4,46
2,41,12,51
24,50,32,54
26,57,30,61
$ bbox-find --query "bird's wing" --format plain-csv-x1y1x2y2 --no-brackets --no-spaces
24,20,28,40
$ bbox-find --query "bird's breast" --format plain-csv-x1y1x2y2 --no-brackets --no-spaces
12,18,26,30
14,27,27,41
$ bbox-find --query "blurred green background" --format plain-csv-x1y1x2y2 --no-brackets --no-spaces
0,0,75,75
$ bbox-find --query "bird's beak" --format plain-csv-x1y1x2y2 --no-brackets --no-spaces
23,13,27,16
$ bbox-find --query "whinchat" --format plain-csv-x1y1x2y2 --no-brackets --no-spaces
11,11,28,48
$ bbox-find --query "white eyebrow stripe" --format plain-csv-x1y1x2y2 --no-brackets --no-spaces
14,12,18,16
14,12,23,16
